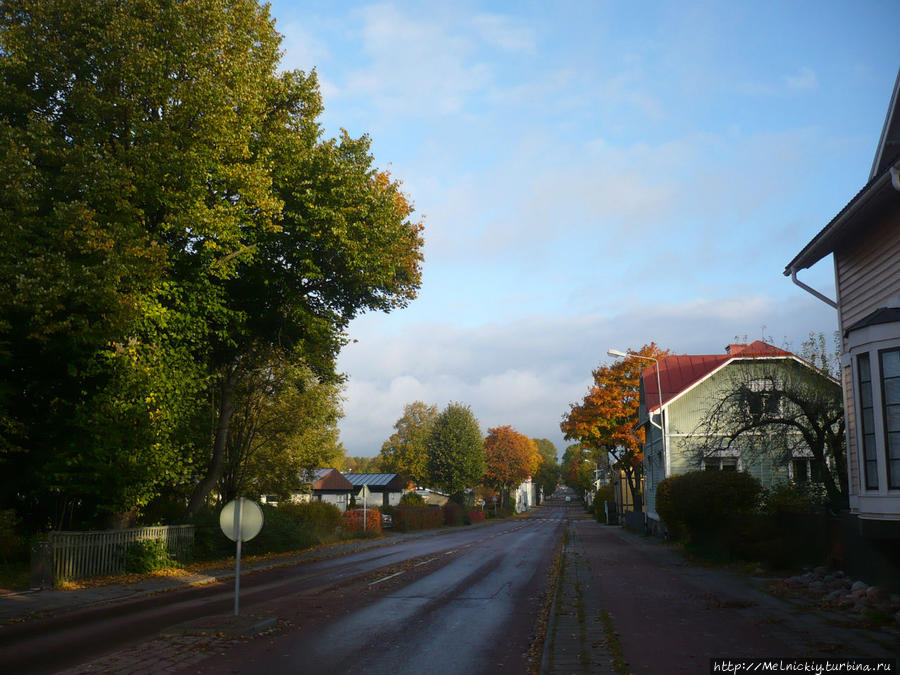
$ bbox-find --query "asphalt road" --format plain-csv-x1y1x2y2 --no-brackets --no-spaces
1,507,565,674
191,507,565,674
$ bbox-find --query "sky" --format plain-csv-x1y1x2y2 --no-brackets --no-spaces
267,0,900,460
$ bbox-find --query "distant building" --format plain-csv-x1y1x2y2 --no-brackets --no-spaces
343,473,407,508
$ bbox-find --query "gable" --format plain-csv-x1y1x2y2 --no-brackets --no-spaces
643,341,795,413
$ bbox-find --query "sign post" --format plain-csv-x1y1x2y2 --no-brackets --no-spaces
220,498,264,616
360,484,371,531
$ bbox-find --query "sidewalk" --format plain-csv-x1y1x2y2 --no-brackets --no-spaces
0,528,448,627
548,512,899,674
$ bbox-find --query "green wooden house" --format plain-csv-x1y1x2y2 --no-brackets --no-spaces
638,341,841,534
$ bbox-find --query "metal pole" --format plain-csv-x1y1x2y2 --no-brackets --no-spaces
233,498,243,616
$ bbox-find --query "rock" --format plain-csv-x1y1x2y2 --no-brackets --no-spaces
824,589,843,602
813,566,828,577
866,586,888,603
889,594,900,609
894,609,900,624
850,580,867,592
833,570,845,578
838,594,855,607
809,581,826,594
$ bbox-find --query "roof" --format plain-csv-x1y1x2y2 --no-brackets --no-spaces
870,67,900,181
845,306,900,335
311,468,353,492
642,341,796,413
785,67,900,274
343,473,405,490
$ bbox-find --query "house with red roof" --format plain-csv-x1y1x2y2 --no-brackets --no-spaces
280,468,355,511
638,341,841,534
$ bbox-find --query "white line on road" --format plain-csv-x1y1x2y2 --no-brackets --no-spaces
414,558,438,567
369,571,405,586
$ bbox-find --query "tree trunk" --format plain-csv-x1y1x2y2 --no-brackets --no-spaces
624,466,643,512
188,369,238,517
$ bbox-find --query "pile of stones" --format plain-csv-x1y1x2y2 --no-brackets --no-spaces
777,566,900,625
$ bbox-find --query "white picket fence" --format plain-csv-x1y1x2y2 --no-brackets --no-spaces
47,525,194,582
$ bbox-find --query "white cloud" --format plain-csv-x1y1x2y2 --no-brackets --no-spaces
337,294,839,457
472,14,536,53
785,66,818,91
337,3,492,116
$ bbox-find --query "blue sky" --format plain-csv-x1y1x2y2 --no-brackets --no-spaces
267,0,900,459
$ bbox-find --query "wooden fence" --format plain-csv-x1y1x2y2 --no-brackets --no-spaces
46,525,194,582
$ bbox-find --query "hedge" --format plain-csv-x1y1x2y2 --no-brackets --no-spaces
656,470,761,545
342,508,382,534
393,506,444,532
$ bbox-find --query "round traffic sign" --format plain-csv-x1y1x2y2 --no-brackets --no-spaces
219,498,264,542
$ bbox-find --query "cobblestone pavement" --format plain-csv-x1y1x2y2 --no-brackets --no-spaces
542,518,616,674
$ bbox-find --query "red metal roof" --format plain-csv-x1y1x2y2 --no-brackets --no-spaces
642,341,795,412
312,468,354,491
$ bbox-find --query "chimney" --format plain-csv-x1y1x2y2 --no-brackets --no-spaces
725,343,748,355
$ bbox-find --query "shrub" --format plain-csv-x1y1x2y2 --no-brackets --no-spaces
399,491,426,506
467,510,486,523
442,502,464,526
760,481,827,515
123,538,174,573
656,470,761,546
342,508,382,534
192,501,345,560
0,510,24,564
592,486,614,523
393,506,443,532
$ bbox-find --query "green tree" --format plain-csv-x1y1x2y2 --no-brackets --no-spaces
341,456,381,474
0,0,281,526
218,355,345,503
532,438,560,503
426,403,485,502
186,73,424,516
378,401,438,485
560,443,597,498
0,0,424,527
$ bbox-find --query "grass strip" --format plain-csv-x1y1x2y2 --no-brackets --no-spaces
600,609,628,675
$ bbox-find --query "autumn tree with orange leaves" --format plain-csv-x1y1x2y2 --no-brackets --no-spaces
560,343,668,511
484,426,541,509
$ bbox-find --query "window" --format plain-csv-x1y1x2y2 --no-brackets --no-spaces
704,457,738,471
792,458,824,484
858,354,879,489
880,349,900,489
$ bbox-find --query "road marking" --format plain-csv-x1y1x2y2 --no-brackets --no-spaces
414,558,438,567
369,571,405,586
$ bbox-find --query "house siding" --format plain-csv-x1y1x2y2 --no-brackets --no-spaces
835,211,900,339
844,363,860,502
643,423,663,515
